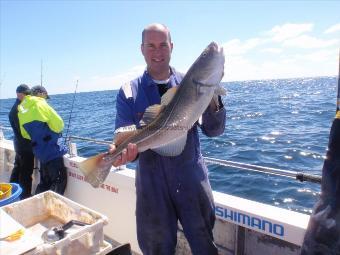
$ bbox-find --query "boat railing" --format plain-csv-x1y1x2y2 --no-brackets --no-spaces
0,127,322,184
0,126,12,140
0,126,12,131
67,135,322,184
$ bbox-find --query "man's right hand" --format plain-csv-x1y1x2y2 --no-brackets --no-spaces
109,143,138,167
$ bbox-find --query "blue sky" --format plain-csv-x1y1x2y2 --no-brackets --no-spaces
1,1,339,99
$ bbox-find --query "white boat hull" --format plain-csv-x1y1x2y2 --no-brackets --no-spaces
0,139,309,254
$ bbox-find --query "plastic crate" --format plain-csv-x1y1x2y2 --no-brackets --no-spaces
1,191,112,255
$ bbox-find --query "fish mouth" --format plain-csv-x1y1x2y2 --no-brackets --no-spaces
209,42,224,54
192,42,224,86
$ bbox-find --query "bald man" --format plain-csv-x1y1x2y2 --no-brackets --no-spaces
111,23,226,255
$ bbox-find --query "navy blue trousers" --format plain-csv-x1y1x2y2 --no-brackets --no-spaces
136,152,218,255
10,151,34,199
35,157,67,195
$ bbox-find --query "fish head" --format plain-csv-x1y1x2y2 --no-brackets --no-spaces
189,42,225,87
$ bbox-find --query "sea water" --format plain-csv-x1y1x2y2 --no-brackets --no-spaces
0,76,336,214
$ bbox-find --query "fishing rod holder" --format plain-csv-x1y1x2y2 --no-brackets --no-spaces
68,142,78,157
67,135,126,171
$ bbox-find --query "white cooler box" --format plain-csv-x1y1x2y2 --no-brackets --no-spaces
0,191,112,255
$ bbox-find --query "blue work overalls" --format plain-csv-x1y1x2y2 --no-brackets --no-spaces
115,67,226,255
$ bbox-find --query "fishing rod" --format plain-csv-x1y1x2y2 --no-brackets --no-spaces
63,80,78,147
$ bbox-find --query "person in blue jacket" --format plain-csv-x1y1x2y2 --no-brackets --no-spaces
8,84,34,199
18,86,67,195
110,23,226,255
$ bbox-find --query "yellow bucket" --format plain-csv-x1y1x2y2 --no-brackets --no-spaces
0,183,12,200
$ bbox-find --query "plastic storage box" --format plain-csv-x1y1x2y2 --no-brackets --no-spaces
1,191,112,255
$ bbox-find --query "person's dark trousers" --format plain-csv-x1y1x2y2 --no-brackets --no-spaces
9,154,20,183
9,151,34,199
136,152,218,255
35,157,67,195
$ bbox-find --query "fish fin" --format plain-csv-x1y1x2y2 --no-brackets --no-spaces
141,104,164,125
198,116,203,125
114,130,138,146
139,120,147,127
79,153,112,188
114,124,137,134
140,87,177,126
152,134,187,156
214,85,226,96
161,87,177,105
114,125,138,145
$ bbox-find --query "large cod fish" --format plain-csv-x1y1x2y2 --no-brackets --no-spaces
79,42,225,188
300,56,340,254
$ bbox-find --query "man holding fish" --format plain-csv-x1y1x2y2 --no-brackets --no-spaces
81,23,226,254
114,23,227,255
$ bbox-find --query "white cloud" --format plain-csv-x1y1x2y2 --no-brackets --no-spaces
223,56,262,81
54,22,337,95
294,49,337,62
222,38,264,56
282,35,339,48
261,48,283,54
222,48,338,82
219,22,339,81
324,23,340,34
268,23,314,42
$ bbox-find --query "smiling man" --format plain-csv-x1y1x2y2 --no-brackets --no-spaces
110,23,226,255
141,24,173,80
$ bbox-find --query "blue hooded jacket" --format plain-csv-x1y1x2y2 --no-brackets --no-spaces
18,95,67,163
